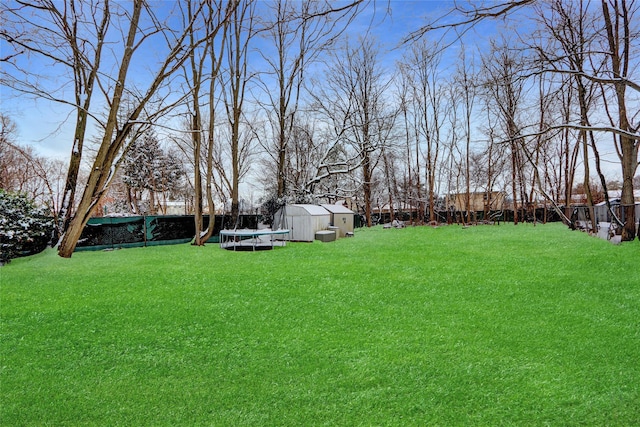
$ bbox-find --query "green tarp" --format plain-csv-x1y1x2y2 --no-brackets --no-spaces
75,215,258,251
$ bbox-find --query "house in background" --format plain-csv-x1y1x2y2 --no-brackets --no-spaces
447,191,506,212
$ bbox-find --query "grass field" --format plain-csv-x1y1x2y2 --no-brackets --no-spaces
1,223,639,425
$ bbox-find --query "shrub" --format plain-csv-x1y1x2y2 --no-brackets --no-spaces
0,190,54,264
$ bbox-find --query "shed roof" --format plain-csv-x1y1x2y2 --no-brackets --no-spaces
290,204,330,216
321,204,355,214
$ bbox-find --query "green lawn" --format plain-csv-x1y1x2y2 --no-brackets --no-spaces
1,223,639,426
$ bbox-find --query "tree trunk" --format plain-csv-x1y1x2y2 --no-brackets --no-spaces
602,0,637,241
192,111,204,245
620,135,638,240
511,141,519,225
231,117,240,226
58,1,143,258
363,152,373,227
58,111,87,235
382,147,395,222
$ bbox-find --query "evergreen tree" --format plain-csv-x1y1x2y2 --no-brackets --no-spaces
0,190,54,264
122,132,185,214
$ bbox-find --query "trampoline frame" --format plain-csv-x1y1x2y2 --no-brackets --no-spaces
219,229,290,251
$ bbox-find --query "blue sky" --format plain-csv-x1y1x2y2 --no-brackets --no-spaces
1,0,623,181
1,1,461,160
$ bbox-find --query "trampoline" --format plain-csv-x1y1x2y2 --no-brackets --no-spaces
219,229,290,251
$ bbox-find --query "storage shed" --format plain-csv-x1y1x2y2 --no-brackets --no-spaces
321,204,355,238
273,204,331,242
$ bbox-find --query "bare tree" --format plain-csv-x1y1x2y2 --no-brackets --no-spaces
480,39,529,224
600,0,639,240
0,114,20,191
401,40,448,223
529,0,639,236
254,0,366,200
411,0,638,239
217,0,256,226
403,0,533,46
1,0,110,234
538,1,602,231
60,2,218,257
396,63,424,222
181,0,233,245
185,0,208,244
257,0,318,199
281,119,328,198
311,36,395,226
3,1,227,256
453,46,478,223
555,76,581,219
394,66,422,223
0,114,66,221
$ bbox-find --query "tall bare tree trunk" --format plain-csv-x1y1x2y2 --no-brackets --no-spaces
602,0,638,241
187,0,206,246
224,0,254,227
58,1,143,258
382,146,396,222
510,140,519,225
